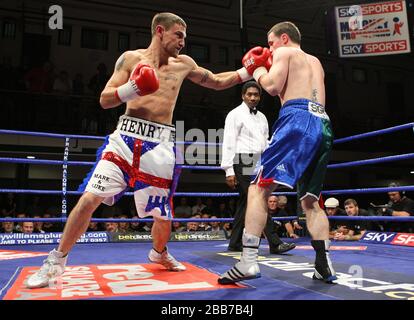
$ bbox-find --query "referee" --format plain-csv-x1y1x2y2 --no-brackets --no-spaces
221,81,295,254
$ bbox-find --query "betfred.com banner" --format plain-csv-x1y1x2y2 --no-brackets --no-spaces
335,0,411,57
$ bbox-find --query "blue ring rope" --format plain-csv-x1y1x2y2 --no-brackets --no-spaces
1,152,414,170
1,216,413,223
1,122,413,145
0,186,413,196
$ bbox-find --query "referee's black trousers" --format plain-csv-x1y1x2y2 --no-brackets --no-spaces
228,154,283,251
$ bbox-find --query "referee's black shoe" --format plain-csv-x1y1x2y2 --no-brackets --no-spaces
269,242,296,254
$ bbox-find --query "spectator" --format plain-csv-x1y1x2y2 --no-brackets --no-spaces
268,196,299,239
141,222,153,232
24,61,54,93
201,198,215,215
25,196,43,217
172,221,185,232
192,197,206,215
174,197,192,218
324,197,347,236
222,222,232,237
278,196,303,235
117,214,131,233
1,218,15,233
33,215,45,233
87,221,100,232
72,73,85,95
14,212,26,232
199,213,211,231
22,221,34,234
88,63,109,96
216,201,232,218
333,199,370,241
1,193,17,217
42,213,63,232
378,182,414,233
209,215,223,232
185,219,201,232
104,221,119,233
130,216,145,232
277,196,293,215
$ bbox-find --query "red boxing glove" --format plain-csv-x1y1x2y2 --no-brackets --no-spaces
242,46,271,81
115,63,159,102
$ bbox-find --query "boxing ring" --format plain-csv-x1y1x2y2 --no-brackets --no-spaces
0,123,414,300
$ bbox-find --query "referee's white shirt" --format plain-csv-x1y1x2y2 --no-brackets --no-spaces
221,102,269,177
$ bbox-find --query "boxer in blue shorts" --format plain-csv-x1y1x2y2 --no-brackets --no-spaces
219,22,337,285
27,12,253,289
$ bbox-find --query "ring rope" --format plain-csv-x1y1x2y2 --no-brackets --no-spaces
1,122,413,145
2,152,414,170
1,186,414,198
333,122,414,144
1,216,413,223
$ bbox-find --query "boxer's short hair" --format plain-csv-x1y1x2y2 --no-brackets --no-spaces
151,12,187,36
242,80,262,95
268,21,301,45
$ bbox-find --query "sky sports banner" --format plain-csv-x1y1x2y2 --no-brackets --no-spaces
360,231,414,246
335,0,411,57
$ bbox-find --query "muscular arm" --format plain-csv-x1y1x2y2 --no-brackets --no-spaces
99,53,130,109
257,48,289,97
185,56,241,90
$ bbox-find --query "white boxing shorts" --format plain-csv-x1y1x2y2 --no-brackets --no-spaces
78,115,180,220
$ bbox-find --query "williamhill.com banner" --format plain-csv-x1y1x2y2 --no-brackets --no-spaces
335,0,411,57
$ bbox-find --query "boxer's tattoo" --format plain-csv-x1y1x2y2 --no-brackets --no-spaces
115,54,125,71
312,89,318,102
200,71,209,83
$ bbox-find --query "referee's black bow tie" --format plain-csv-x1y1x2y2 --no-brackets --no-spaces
250,108,257,115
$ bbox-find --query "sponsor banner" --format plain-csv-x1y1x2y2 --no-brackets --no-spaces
335,0,411,57
360,231,397,243
4,263,242,300
172,231,227,241
110,231,227,243
0,250,48,261
109,232,153,242
0,232,109,245
360,231,414,247
295,245,367,250
391,233,414,247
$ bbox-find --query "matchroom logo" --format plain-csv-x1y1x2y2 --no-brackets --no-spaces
4,263,243,300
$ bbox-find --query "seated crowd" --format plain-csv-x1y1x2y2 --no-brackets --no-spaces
1,185,413,239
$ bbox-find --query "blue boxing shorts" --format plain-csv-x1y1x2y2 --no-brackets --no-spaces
78,115,181,220
252,98,333,200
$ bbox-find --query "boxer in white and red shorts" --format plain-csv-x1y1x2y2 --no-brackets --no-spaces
27,12,249,289
79,115,180,220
